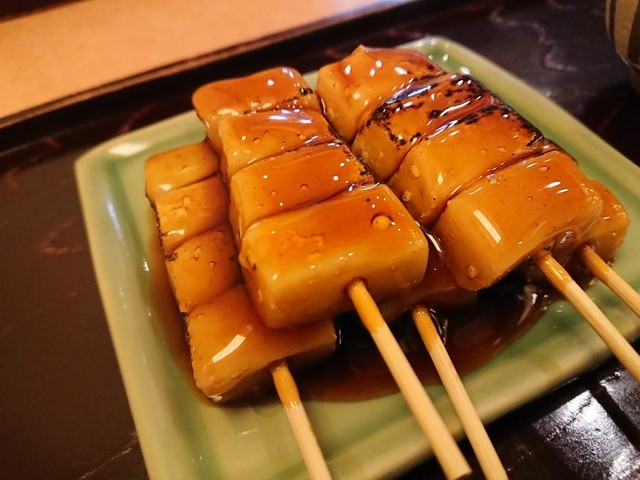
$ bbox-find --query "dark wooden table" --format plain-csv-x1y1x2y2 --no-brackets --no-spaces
2,1,639,479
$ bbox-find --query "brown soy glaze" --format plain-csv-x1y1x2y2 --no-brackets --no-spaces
364,73,495,146
148,213,551,404
298,270,550,401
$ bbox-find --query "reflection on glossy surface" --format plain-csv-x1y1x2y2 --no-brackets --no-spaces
432,150,603,290
389,105,548,226
239,183,428,328
316,45,445,141
144,142,220,204
352,72,497,180
192,66,322,150
144,138,338,402
229,141,372,238
5,2,640,479
187,284,336,402
217,108,335,177
302,270,548,401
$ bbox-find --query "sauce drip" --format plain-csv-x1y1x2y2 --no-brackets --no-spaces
298,271,549,401
149,229,550,403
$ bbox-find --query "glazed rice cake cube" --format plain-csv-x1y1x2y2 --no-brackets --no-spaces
316,45,444,142
192,67,321,151
217,108,336,178
229,142,373,240
388,105,547,227
239,184,429,328
153,175,228,252
353,72,497,181
165,224,242,314
145,142,220,204
431,150,603,291
186,284,336,402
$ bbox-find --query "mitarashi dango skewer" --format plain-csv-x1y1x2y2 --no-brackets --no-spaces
316,44,640,476
145,141,334,479
317,46,508,480
192,67,471,480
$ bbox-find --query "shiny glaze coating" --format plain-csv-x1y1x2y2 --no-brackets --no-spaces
194,66,429,329
432,149,604,290
316,45,444,142
217,108,335,178
187,285,336,402
229,141,372,240
388,104,548,226
145,142,336,401
192,66,321,150
578,180,630,262
152,173,229,252
379,245,478,322
165,224,241,313
239,184,429,328
352,72,498,180
144,141,220,204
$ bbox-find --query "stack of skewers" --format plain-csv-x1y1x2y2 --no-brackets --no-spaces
144,44,640,479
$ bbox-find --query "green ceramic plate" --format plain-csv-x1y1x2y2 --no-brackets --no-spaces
75,36,640,479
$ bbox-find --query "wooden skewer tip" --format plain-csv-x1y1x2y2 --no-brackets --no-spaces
270,359,332,480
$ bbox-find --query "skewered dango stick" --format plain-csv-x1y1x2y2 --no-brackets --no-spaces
388,104,550,227
430,149,603,291
193,67,433,324
581,245,640,318
145,142,335,479
347,279,471,480
317,46,508,480
534,251,640,380
316,44,639,475
316,45,637,318
352,72,499,182
192,68,472,480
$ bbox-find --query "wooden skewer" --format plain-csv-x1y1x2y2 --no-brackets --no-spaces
580,245,640,318
347,279,471,480
534,250,640,382
412,305,507,480
270,359,333,480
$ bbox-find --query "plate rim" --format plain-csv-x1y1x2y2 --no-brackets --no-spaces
75,35,640,480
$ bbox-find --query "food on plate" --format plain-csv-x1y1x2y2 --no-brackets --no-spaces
145,45,633,403
431,150,603,290
215,108,335,179
192,68,430,330
239,183,429,327
316,45,629,293
577,181,630,263
192,66,321,151
228,141,372,240
145,142,336,401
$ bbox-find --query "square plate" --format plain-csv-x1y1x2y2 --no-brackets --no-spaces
75,36,640,479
